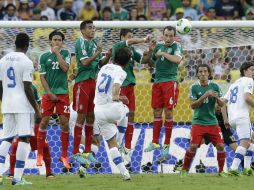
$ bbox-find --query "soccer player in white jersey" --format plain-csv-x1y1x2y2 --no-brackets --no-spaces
94,47,131,180
0,33,41,185
223,62,254,176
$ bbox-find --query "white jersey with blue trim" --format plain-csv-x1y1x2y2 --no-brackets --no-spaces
0,52,34,113
94,63,127,105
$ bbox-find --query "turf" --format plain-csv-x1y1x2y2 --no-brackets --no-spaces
1,174,254,190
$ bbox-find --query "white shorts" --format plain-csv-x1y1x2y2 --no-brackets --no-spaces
2,113,34,140
230,118,252,140
94,102,129,141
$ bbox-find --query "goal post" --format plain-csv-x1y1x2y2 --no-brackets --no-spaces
0,21,253,175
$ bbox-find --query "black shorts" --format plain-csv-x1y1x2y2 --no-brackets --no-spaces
204,113,236,146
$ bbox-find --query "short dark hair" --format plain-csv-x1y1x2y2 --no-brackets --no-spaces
196,64,212,76
80,20,93,30
5,3,16,11
163,26,176,36
15,32,29,49
114,47,131,67
103,6,112,14
240,62,254,77
120,29,133,40
49,30,65,41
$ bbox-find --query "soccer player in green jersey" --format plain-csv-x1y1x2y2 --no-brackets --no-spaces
37,30,71,169
180,64,226,177
144,26,183,158
111,29,153,164
72,20,111,163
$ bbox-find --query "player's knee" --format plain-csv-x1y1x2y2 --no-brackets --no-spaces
164,108,173,119
189,144,198,153
40,117,50,129
128,111,134,122
216,143,225,151
76,113,86,124
153,108,163,117
86,115,95,124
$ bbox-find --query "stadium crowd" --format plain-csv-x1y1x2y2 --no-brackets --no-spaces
0,0,254,21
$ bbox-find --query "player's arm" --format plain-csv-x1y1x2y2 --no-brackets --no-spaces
126,34,152,46
216,97,225,107
40,74,58,102
80,43,102,67
99,48,112,67
244,92,254,107
52,47,69,72
221,105,230,129
112,70,128,104
244,78,254,107
155,43,182,64
190,90,218,109
141,39,157,64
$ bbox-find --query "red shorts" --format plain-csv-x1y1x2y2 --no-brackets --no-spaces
73,79,95,113
120,85,135,112
151,81,179,109
191,124,224,145
41,94,70,117
30,124,39,151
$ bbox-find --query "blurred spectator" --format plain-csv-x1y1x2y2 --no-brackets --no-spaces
147,0,168,20
166,0,182,16
170,7,184,20
101,6,112,20
18,0,32,20
137,14,147,20
96,0,113,10
111,0,128,20
28,0,40,8
136,0,148,17
0,0,5,19
72,0,96,15
243,7,254,19
182,0,198,20
78,0,98,20
57,0,76,20
215,0,240,20
198,0,216,15
47,0,64,12
3,0,19,8
31,8,42,20
38,0,56,20
2,4,19,20
129,7,138,20
241,0,254,13
206,7,217,20
213,57,230,81
40,15,49,20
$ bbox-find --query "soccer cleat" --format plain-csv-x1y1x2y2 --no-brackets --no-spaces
144,142,160,152
180,170,187,177
173,160,183,172
122,171,131,181
160,144,169,158
228,169,241,177
82,152,98,163
46,173,56,179
218,171,228,177
119,146,132,163
0,176,3,185
36,154,43,166
243,168,254,176
73,153,89,166
60,156,70,169
12,178,32,185
6,174,14,180
78,166,87,178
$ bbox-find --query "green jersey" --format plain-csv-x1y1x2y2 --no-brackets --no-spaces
151,41,183,83
190,81,223,126
75,37,102,83
32,84,41,103
39,49,71,94
112,41,142,86
111,8,129,20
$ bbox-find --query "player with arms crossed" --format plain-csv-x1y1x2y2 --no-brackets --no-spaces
180,64,226,177
223,62,254,176
0,33,41,185
94,47,131,180
36,30,71,169
144,26,183,158
72,20,111,163
112,29,153,162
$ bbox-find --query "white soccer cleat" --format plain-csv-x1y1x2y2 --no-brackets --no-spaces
122,171,131,181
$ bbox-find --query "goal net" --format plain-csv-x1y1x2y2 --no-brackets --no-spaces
0,21,253,175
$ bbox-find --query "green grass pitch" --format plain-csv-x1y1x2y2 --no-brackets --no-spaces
2,174,254,190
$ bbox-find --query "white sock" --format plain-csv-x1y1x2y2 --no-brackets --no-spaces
109,147,128,174
244,144,254,169
91,144,99,155
0,141,12,176
116,126,127,146
13,142,30,181
79,144,85,153
231,146,247,170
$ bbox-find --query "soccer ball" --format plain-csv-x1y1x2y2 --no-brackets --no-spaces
176,18,192,35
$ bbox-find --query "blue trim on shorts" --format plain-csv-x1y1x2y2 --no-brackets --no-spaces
118,126,126,134
246,150,253,156
106,133,117,143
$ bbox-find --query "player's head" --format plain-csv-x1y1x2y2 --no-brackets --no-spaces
49,30,65,48
163,26,176,46
120,29,133,41
15,32,29,52
80,20,95,39
240,62,254,78
114,47,131,68
196,64,212,82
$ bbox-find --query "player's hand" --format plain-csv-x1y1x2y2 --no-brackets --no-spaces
224,122,231,129
96,43,103,53
35,111,42,124
205,90,218,98
148,39,156,52
119,96,129,105
52,46,60,54
107,48,112,57
155,50,164,58
144,34,153,43
112,95,120,102
48,93,58,102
